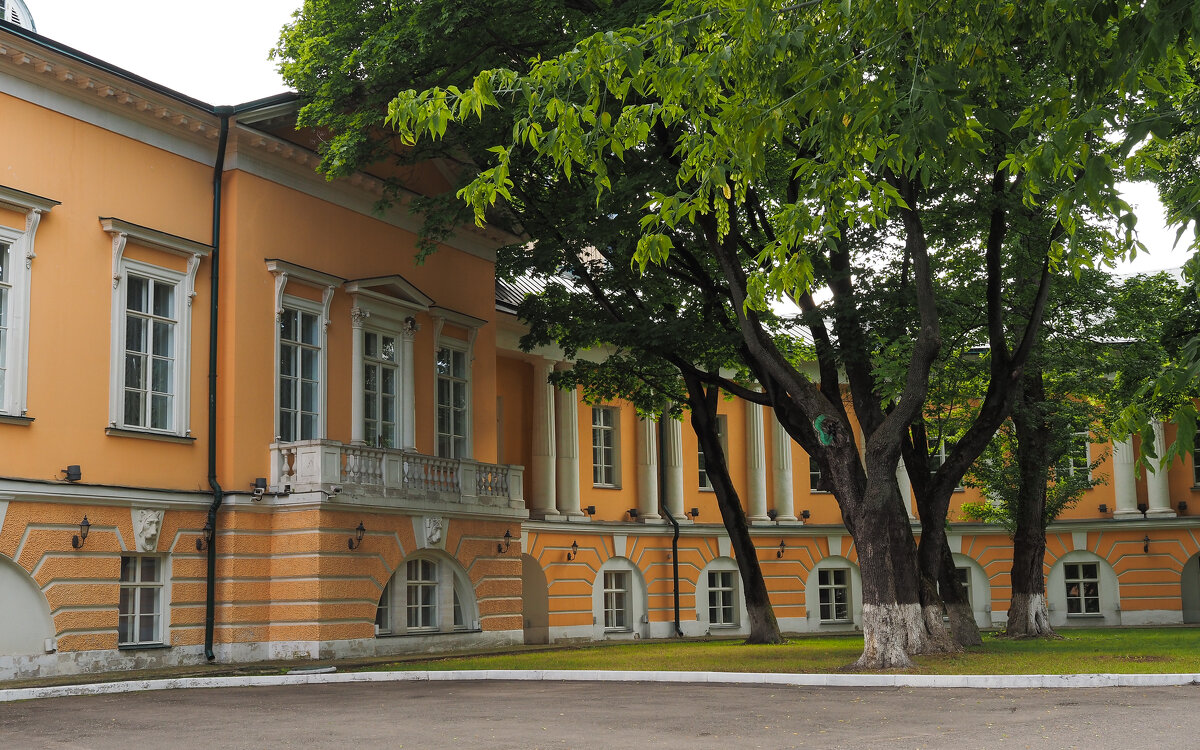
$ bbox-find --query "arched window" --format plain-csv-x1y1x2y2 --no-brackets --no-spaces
804,556,863,628
376,553,477,636
1046,551,1121,627
696,557,746,631
591,557,647,638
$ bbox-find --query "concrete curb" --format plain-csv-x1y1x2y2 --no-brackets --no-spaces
3,669,1199,702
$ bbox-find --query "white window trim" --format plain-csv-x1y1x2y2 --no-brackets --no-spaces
431,307,482,460
817,567,852,623
1063,560,1101,616
0,185,57,419
1058,432,1091,478
345,281,430,450
268,260,340,443
706,569,738,627
118,554,168,647
377,554,479,636
104,220,209,437
592,405,621,488
698,414,728,491
929,438,964,491
603,569,632,631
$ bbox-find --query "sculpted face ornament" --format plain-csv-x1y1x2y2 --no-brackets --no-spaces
133,509,164,552
424,516,443,546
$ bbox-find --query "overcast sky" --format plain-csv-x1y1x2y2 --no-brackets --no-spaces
22,0,1196,276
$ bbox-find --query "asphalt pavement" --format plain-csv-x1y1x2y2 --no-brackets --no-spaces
2,679,1197,749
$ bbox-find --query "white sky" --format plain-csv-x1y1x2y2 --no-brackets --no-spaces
22,1,1198,277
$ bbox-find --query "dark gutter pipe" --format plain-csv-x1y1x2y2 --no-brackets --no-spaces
204,108,232,662
657,411,683,637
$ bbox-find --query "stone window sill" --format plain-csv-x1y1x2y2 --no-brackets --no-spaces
0,414,34,426
106,427,196,445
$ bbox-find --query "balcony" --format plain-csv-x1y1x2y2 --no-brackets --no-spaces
269,440,525,515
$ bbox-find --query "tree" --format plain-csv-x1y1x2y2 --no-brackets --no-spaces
382,0,1195,668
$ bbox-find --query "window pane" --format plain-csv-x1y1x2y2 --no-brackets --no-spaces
151,358,171,393
140,557,160,582
300,312,319,345
125,353,144,389
126,316,147,352
138,613,157,642
280,309,297,341
127,275,148,312
152,282,173,318
150,394,171,430
121,556,135,583
301,348,318,381
118,615,131,644
124,390,144,426
364,332,377,358
364,364,377,392
152,321,173,357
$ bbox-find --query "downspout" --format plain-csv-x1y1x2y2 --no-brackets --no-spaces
205,107,232,662
657,411,683,637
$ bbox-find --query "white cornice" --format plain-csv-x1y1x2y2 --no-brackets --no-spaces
100,217,211,258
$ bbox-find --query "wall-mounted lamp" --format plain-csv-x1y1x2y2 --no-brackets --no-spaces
347,521,365,550
252,477,267,498
800,510,811,521
1137,503,1149,514
195,520,213,551
566,540,579,561
687,507,700,520
776,540,786,558
1179,501,1188,513
767,509,778,522
1143,535,1151,554
627,508,639,520
71,516,91,549
61,465,82,483
1098,504,1109,514
584,505,597,516
497,529,512,553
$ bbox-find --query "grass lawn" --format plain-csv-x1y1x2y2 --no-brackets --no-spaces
365,627,1200,675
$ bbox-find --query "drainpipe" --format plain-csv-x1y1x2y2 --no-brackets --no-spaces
657,411,683,637
205,107,232,662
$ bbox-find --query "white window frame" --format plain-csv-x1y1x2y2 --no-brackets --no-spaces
377,554,477,636
406,558,439,631
592,406,621,488
1057,432,1091,478
277,298,325,443
707,569,737,626
698,414,728,491
0,187,55,422
1064,561,1101,615
929,438,964,490
105,220,209,438
817,567,851,623
118,555,165,647
1193,430,1200,487
116,262,185,433
809,457,826,493
362,328,400,448
435,341,471,459
430,307,483,459
268,260,338,443
603,569,631,631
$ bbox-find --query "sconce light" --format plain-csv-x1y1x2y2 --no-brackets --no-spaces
1137,503,1149,514
584,505,597,516
1098,504,1109,514
62,465,82,482
497,529,512,553
627,508,639,520
71,516,91,549
1143,535,1150,554
195,520,213,551
776,540,786,559
347,521,365,550
687,507,700,520
767,509,778,522
252,477,267,498
800,510,811,521
566,540,579,561
1179,501,1188,513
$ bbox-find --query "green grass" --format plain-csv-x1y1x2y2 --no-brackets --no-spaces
364,627,1200,675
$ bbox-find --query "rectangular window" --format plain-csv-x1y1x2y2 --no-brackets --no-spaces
603,570,630,630
436,346,468,458
0,241,10,408
279,306,321,442
406,558,438,629
118,556,163,646
1064,562,1100,615
928,439,964,490
698,415,727,490
1192,431,1199,487
122,273,177,431
708,570,736,626
364,331,398,448
809,458,824,493
1057,432,1090,478
818,568,850,622
592,407,618,487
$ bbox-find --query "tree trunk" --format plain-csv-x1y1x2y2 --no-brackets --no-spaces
684,373,783,644
1005,367,1057,638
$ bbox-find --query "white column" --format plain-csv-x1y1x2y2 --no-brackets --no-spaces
746,401,769,521
1112,436,1140,519
897,458,916,520
400,318,417,450
771,414,797,521
350,307,366,445
636,417,661,521
530,358,559,519
663,418,685,520
555,378,584,519
1146,421,1176,518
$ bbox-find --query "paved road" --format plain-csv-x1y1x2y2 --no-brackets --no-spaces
2,680,1197,749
